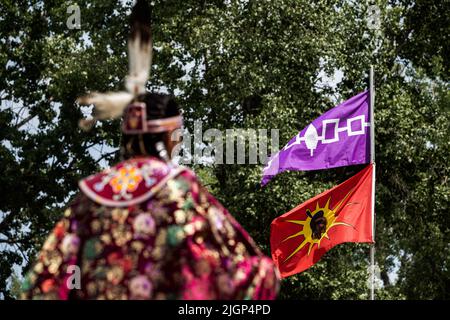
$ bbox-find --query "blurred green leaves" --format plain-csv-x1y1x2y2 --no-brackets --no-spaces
0,0,448,299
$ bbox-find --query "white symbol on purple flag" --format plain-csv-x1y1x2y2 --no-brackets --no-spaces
262,91,371,186
283,116,370,156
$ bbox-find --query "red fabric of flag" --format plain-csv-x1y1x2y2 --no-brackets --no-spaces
270,164,374,278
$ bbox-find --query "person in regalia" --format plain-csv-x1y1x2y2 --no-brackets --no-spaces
21,0,279,300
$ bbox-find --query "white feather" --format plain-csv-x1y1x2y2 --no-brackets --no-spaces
77,91,133,120
126,31,152,95
76,0,152,129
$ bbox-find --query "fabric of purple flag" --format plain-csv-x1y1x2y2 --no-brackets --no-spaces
262,91,370,186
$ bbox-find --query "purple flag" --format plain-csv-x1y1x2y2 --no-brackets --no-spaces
262,91,371,186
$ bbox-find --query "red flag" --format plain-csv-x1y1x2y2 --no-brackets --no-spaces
270,164,374,278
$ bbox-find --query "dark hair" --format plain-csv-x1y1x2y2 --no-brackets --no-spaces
121,93,181,159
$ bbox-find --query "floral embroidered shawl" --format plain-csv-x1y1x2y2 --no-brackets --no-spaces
21,157,279,300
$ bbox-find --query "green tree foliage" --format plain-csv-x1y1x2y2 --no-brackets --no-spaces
0,0,448,299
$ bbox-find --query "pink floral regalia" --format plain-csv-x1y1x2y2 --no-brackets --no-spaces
21,157,279,299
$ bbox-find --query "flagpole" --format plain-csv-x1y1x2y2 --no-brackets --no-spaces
369,66,376,300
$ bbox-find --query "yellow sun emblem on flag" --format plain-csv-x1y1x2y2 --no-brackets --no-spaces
282,191,355,262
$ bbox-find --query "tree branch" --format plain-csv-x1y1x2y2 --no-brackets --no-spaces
14,114,37,129
95,150,117,164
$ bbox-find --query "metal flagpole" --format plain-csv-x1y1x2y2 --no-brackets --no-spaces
369,65,376,300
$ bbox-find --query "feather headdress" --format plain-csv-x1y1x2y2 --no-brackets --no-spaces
77,0,152,131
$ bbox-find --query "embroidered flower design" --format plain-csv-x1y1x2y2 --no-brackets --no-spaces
91,161,163,201
133,213,156,238
60,234,80,258
129,275,152,299
109,165,143,194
